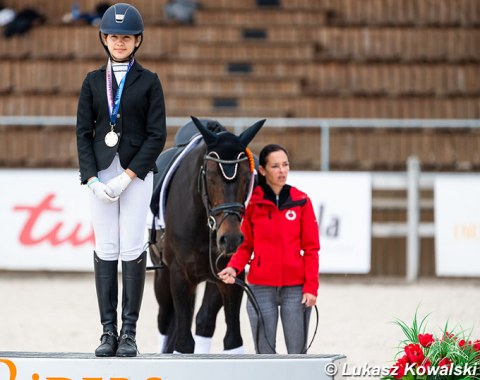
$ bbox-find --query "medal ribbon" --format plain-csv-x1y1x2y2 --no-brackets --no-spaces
106,58,134,128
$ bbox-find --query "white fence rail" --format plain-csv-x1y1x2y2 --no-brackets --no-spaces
372,164,480,281
1,116,479,171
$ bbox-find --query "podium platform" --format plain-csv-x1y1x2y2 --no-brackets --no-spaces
1,352,346,380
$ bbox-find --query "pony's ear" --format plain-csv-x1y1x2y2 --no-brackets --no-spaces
239,119,266,147
191,116,218,147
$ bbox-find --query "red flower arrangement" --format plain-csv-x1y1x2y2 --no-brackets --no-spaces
384,312,480,380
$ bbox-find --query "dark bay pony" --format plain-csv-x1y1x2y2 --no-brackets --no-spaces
149,116,265,353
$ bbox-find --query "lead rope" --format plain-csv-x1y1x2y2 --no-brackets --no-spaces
233,275,319,354
206,226,276,353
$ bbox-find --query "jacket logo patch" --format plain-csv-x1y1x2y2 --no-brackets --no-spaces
285,210,296,221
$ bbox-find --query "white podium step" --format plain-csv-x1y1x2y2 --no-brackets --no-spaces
1,352,346,380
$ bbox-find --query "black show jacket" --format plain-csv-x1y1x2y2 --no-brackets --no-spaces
76,60,166,184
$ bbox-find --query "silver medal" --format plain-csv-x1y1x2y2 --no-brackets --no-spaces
105,131,119,147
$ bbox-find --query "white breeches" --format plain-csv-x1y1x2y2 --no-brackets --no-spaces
90,155,153,262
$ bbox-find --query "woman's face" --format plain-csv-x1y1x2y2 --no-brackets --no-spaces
259,150,289,191
103,34,140,61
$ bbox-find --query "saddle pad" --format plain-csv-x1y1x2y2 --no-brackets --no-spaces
150,147,183,217
150,134,203,230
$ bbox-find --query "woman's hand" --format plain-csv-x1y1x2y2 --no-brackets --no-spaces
218,267,236,284
302,292,317,307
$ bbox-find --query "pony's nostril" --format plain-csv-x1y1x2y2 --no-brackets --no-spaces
218,234,244,254
219,234,228,247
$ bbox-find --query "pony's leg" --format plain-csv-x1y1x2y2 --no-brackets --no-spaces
170,265,197,353
154,267,175,353
194,281,223,353
219,272,245,353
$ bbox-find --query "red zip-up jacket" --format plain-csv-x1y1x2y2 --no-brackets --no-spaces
227,183,320,296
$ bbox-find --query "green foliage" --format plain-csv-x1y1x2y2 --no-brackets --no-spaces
384,311,480,380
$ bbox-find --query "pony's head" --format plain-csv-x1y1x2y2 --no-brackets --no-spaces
192,116,265,258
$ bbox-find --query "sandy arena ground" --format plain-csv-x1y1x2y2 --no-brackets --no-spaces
0,272,479,371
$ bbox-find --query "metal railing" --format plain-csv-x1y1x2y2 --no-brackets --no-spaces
2,116,479,171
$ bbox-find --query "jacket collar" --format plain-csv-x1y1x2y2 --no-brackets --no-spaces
260,183,291,206
100,60,143,91
251,183,307,210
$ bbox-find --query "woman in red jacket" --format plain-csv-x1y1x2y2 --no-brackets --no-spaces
218,144,320,354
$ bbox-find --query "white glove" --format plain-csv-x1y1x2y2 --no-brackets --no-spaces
88,178,119,204
105,172,132,198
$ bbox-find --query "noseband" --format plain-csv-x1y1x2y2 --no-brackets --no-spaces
199,151,250,231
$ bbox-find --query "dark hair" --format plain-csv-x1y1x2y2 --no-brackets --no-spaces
257,144,289,186
259,144,289,167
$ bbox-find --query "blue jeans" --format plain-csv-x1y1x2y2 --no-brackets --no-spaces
246,285,311,354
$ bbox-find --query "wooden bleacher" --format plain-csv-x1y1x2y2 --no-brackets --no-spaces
0,0,479,171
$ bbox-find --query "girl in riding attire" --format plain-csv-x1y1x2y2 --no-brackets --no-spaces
219,144,320,354
76,3,166,357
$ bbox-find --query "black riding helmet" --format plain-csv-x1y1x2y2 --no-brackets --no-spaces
99,3,144,61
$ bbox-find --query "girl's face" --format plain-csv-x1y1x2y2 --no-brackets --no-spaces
103,34,141,61
259,150,289,192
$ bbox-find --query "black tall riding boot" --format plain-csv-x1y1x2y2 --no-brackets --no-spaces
94,252,119,357
116,251,147,357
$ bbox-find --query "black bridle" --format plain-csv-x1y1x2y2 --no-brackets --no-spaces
198,151,253,279
199,152,250,234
